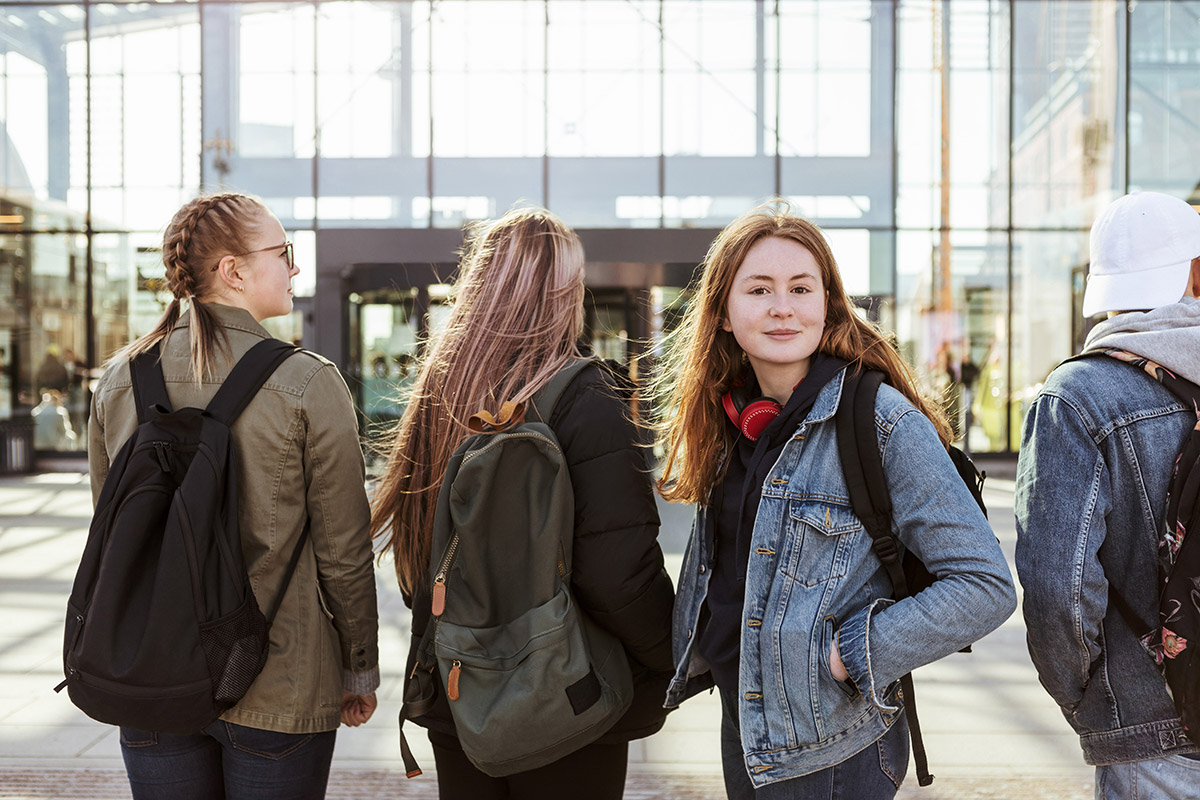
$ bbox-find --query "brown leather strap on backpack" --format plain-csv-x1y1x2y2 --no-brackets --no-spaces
468,401,525,433
397,625,440,778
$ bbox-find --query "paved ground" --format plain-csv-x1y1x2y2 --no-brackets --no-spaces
0,463,1096,799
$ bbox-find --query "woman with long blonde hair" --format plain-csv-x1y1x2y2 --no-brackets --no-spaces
371,207,674,799
656,203,1015,798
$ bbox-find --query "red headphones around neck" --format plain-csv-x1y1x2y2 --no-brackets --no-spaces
722,384,782,442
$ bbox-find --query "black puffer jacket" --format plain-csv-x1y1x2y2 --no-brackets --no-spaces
404,361,676,743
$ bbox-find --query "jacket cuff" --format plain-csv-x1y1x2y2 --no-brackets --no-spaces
343,666,380,695
837,597,899,714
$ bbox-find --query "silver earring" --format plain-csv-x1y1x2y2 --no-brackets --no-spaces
237,286,245,293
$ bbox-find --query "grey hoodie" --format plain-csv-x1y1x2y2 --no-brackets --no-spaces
1083,297,1200,385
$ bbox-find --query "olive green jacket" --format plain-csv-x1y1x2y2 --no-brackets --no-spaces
88,303,379,734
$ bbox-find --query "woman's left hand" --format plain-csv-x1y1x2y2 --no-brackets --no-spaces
829,639,850,682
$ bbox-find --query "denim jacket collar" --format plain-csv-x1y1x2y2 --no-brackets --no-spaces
802,366,847,428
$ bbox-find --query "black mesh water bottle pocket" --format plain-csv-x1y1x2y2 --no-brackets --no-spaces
199,594,269,709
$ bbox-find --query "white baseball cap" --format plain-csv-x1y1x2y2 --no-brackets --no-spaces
1083,191,1200,318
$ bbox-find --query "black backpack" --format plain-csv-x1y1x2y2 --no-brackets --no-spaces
56,338,306,733
398,358,633,778
1081,350,1200,737
836,369,989,787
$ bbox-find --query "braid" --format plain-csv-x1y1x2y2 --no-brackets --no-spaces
165,194,232,298
111,192,263,377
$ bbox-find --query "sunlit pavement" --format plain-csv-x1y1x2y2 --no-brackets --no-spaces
0,465,1094,799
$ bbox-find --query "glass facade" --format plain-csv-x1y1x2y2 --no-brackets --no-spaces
1,0,1198,456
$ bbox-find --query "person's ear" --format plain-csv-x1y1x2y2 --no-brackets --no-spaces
214,255,242,292
1189,256,1200,299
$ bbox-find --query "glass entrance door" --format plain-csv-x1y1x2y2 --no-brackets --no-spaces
349,287,423,465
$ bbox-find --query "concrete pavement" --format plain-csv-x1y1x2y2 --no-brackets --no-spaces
0,467,1095,799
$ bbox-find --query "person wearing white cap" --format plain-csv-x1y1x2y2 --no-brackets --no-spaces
1015,191,1200,800
1081,190,1200,318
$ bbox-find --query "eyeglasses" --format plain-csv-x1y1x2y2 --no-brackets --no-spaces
211,241,293,272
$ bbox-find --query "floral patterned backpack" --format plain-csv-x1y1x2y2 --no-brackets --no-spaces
1098,349,1200,735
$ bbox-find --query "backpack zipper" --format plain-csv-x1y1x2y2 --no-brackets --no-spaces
447,660,462,701
431,533,459,617
460,431,560,466
152,441,176,474
55,608,87,691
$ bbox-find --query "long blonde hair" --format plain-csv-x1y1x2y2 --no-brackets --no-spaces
113,193,269,380
655,202,952,505
370,207,587,595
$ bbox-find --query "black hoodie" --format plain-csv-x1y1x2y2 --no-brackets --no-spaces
697,354,848,695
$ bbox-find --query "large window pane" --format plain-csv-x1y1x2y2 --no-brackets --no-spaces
220,3,315,228
92,231,139,366
897,228,1009,451
316,1,428,227
777,0,873,158
427,1,544,226
776,1,893,230
660,1,764,227
86,4,200,231
24,233,87,451
1129,1,1200,198
1011,0,1120,229
240,4,314,158
897,0,1011,230
0,6,85,210
1012,229,1088,450
548,0,660,157
547,1,661,226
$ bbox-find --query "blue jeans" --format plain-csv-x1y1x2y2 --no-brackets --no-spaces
119,721,337,800
1096,754,1200,800
719,687,908,799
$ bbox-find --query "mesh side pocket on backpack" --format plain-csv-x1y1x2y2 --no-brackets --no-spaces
198,595,269,710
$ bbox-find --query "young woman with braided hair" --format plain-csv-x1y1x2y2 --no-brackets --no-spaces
87,193,380,800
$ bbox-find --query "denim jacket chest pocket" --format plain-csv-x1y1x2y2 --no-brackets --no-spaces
776,500,861,589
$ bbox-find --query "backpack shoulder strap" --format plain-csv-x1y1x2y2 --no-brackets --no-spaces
835,367,935,786
836,369,906,594
529,357,600,424
129,342,172,423
205,339,300,425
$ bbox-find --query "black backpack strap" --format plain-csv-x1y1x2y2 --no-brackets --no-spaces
835,367,934,787
1147,373,1200,549
837,370,906,594
205,339,300,425
211,340,304,626
529,357,600,424
129,342,172,422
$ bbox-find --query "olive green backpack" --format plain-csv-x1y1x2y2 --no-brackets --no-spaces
398,358,633,778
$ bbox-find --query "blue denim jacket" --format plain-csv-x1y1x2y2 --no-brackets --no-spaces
1015,356,1199,765
666,367,1016,787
